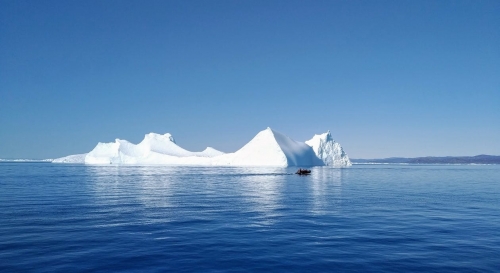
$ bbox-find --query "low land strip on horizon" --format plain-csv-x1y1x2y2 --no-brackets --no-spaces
351,155,500,164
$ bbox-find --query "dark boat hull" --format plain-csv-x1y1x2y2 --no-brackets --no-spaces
295,169,311,175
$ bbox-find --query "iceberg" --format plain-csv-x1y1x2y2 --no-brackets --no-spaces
53,128,351,167
0,158,53,162
305,131,352,167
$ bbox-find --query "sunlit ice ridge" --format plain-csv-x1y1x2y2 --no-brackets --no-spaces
53,128,351,167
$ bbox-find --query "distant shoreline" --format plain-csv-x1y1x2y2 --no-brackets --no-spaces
351,155,500,165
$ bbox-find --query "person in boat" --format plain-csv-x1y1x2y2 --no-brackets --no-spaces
296,168,311,174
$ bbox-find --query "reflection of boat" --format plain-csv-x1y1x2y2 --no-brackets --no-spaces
295,169,311,175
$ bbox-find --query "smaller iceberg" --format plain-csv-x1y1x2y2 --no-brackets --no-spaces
305,131,352,167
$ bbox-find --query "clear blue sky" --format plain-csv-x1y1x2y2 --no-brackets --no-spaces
1,0,499,159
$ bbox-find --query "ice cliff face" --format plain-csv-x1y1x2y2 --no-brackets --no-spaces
305,131,352,167
54,128,351,167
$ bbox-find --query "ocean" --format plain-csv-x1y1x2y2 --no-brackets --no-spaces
1,163,499,272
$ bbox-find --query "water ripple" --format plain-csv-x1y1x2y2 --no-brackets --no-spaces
0,163,499,272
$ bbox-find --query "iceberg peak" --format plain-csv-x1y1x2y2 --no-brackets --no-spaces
144,132,176,144
164,133,175,143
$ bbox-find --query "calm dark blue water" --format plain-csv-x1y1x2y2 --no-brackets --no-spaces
0,163,499,272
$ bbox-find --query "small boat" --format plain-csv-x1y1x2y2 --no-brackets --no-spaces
295,168,311,175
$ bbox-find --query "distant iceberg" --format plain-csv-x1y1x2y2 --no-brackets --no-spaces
0,158,53,163
53,127,351,167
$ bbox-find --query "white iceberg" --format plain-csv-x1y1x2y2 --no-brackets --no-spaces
53,128,351,167
0,158,53,162
305,131,352,167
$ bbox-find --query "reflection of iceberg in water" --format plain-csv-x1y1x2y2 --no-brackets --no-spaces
309,167,343,215
85,165,127,207
235,167,286,226
85,165,180,225
134,166,178,209
85,166,290,228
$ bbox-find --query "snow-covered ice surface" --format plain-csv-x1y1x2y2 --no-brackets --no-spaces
84,133,223,165
53,128,351,167
212,128,324,167
52,153,88,163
